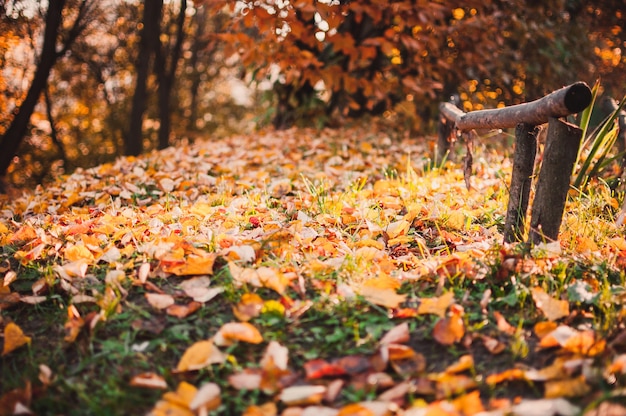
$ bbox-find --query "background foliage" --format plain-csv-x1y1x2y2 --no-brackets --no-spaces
0,0,624,188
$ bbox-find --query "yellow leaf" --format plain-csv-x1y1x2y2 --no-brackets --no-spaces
2,322,32,355
176,340,226,372
64,244,95,263
213,322,263,346
531,287,569,321
418,292,455,317
446,210,466,230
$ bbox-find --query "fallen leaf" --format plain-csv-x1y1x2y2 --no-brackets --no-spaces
417,292,455,317
432,305,465,345
379,322,410,345
2,322,32,355
145,293,175,310
175,340,226,372
233,293,265,321
493,311,516,335
189,382,221,411
359,286,407,309
213,322,263,346
161,254,216,276
532,287,569,321
63,304,85,343
166,301,202,318
279,385,326,406
129,373,168,389
511,398,580,416
229,370,262,390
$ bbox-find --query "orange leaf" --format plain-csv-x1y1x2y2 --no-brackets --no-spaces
2,322,32,355
544,375,591,398
63,305,85,343
161,254,215,276
534,321,558,339
213,322,263,346
166,301,202,319
418,292,455,317
175,340,226,372
532,287,569,321
493,311,516,335
233,293,264,321
432,305,465,345
129,373,168,389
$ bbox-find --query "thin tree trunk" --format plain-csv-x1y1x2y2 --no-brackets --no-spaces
186,5,208,139
126,0,163,156
503,123,538,243
0,0,67,179
43,85,68,168
528,118,583,244
156,0,186,150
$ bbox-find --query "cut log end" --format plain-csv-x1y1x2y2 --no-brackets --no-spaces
564,82,592,114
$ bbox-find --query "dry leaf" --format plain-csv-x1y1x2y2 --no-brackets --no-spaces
359,286,407,309
379,322,410,345
161,254,215,276
129,373,168,389
2,322,32,356
432,305,465,345
233,293,265,321
493,311,516,335
166,301,202,318
189,382,221,411
145,293,175,310
532,287,569,321
175,340,226,372
417,292,455,317
213,322,263,346
279,385,326,406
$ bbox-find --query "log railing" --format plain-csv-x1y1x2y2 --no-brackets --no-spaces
437,82,593,245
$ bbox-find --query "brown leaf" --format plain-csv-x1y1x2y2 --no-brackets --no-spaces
544,376,591,398
379,322,410,345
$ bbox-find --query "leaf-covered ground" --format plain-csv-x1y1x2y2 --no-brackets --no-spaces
1,126,626,415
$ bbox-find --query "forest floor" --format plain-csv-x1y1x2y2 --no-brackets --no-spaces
1,125,626,415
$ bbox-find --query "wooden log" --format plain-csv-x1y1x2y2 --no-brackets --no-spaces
440,82,592,131
528,118,583,244
503,123,538,243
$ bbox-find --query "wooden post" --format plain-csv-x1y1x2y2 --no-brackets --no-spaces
528,118,583,244
503,124,538,243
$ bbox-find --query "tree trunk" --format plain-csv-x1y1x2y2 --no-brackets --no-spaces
0,0,67,179
126,0,163,156
503,123,538,243
156,0,186,150
186,5,208,140
528,118,583,244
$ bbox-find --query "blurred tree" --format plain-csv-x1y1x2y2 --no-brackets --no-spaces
0,0,93,185
126,0,163,156
155,0,187,150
